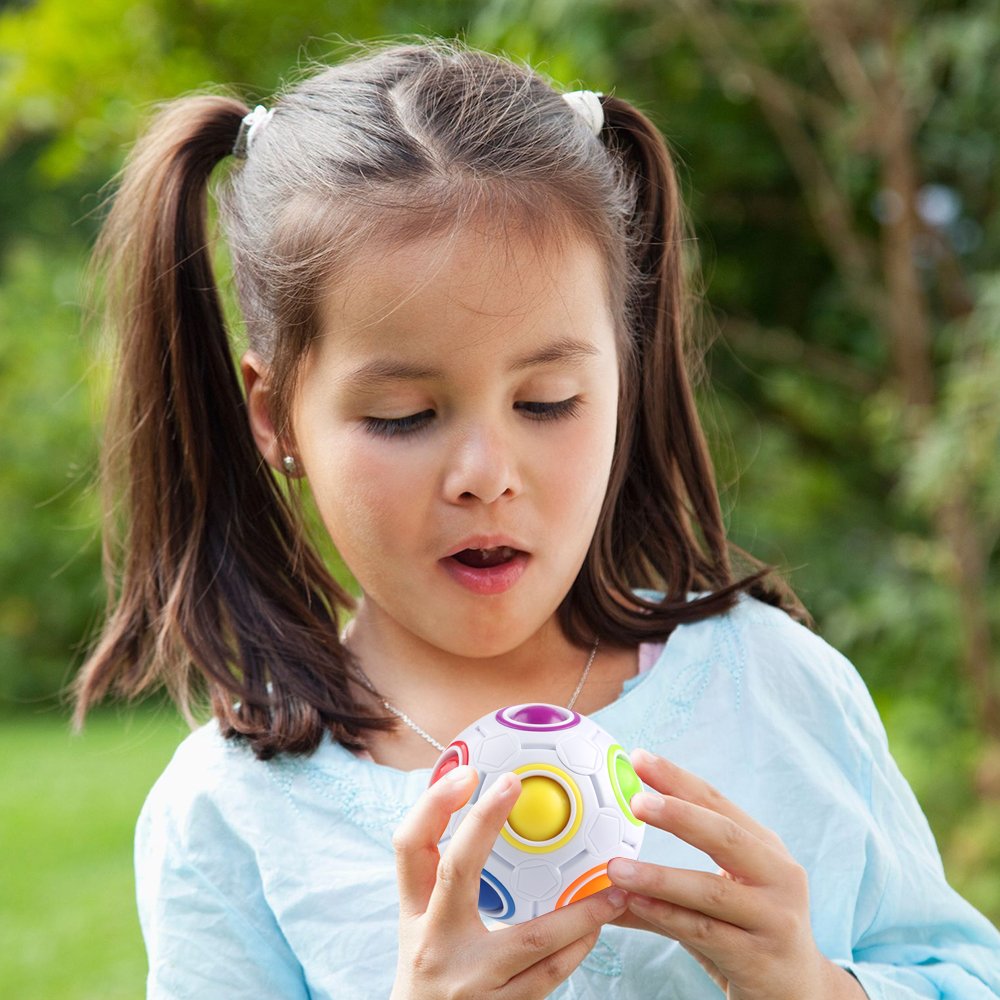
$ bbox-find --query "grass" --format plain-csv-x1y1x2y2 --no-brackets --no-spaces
0,708,190,1000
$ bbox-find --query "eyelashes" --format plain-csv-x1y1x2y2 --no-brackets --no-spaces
515,397,583,421
362,409,435,438
361,397,583,439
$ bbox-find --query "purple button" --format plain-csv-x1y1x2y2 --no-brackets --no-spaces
496,703,580,731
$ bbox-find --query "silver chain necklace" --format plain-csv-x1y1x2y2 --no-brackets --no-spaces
353,636,601,753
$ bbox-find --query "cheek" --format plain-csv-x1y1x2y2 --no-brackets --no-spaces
544,409,617,517
307,437,424,556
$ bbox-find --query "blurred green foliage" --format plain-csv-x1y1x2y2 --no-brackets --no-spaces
1,0,997,935
0,242,103,706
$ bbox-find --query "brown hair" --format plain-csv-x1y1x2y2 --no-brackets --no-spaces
74,37,810,759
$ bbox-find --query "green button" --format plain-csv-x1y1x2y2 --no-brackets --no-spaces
615,754,642,810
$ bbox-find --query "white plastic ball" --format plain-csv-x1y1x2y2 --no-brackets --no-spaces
428,703,645,925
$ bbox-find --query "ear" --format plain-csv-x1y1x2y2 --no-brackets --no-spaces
240,350,291,475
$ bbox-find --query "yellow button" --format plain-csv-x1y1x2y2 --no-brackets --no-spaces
507,776,571,842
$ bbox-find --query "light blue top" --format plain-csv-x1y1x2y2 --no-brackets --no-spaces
135,594,1000,998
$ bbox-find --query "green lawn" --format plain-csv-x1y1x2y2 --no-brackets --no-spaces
0,709,190,1000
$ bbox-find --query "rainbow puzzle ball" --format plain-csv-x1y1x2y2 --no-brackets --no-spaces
428,703,645,925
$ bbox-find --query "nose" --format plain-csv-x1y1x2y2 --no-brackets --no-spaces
442,423,522,504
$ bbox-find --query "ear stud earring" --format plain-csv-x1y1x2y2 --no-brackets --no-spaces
282,455,298,475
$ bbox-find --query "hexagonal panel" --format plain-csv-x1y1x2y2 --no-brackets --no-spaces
513,861,561,900
585,809,625,855
556,734,602,774
476,731,521,770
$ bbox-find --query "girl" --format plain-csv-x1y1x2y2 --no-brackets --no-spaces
74,37,1000,1000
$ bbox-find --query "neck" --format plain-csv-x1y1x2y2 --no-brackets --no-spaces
344,598,594,725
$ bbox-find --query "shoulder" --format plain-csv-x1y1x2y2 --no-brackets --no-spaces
646,592,894,818
639,589,888,759
716,594,892,796
658,590,879,713
726,594,880,720
146,719,257,797
137,720,269,852
135,724,315,996
135,721,301,920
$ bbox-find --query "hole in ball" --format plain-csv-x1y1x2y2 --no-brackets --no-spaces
507,704,573,727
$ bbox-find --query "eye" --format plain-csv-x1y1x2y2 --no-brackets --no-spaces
362,409,435,438
515,397,583,421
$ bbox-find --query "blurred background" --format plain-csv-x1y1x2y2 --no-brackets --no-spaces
1,0,998,995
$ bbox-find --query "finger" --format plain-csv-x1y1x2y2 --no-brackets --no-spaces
627,791,781,884
501,930,600,1000
425,771,522,925
493,887,629,981
626,892,746,961
391,764,478,918
630,749,785,851
607,859,758,929
607,906,668,935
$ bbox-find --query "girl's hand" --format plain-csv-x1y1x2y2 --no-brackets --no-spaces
391,766,629,1000
606,750,866,1000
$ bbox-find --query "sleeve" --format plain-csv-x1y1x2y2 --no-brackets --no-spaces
787,625,1000,998
135,758,310,999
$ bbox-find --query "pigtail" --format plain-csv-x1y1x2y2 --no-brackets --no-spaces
73,95,389,757
565,95,810,643
606,95,731,583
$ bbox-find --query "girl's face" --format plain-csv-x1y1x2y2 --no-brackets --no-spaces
290,221,620,659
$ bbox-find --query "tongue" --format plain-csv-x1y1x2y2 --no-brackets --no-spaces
453,546,517,568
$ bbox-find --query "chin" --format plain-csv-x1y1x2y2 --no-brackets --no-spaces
422,615,543,660
432,632,526,660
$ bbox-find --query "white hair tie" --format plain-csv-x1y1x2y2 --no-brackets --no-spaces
562,90,604,137
233,105,274,158
234,93,602,158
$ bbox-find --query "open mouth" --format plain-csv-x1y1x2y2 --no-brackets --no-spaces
441,545,530,594
451,546,521,568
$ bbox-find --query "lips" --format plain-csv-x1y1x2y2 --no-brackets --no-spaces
440,536,530,595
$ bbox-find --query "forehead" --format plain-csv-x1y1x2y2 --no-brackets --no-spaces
314,220,615,369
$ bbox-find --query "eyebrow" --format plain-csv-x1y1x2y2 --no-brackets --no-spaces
342,337,602,391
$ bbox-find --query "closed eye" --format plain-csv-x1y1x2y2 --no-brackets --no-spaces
514,397,583,421
361,409,435,439
361,397,583,439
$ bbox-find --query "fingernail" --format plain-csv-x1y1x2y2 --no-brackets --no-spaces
606,888,628,908
491,773,518,796
632,748,655,767
631,792,663,814
609,858,637,879
444,765,473,783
